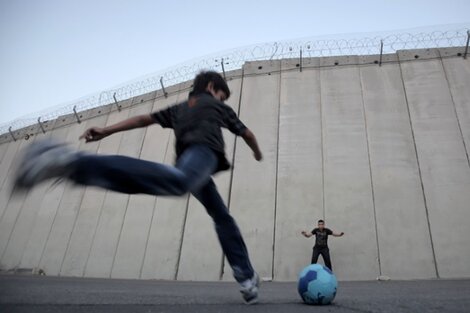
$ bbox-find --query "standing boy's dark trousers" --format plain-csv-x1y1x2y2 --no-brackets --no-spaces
311,246,332,271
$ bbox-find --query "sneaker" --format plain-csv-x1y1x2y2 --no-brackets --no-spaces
13,138,78,192
239,272,260,305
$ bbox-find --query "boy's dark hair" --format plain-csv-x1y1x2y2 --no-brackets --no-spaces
192,71,230,99
318,219,325,224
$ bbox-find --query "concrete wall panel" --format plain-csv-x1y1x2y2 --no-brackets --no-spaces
359,56,437,279
0,140,22,219
0,133,11,145
140,137,189,280
0,142,8,165
0,140,21,188
0,142,9,207
18,124,77,270
320,57,380,280
139,87,191,280
0,127,56,269
0,125,42,261
222,61,280,281
84,102,151,278
399,49,470,278
0,135,40,265
110,97,172,279
37,114,108,276
274,59,323,281
60,109,132,277
177,76,242,281
440,49,470,165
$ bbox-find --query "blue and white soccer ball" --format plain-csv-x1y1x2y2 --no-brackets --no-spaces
298,264,338,305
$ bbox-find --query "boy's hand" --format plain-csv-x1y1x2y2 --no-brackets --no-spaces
241,129,263,162
80,127,108,142
301,230,306,235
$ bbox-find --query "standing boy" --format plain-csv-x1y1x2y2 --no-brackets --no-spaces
301,219,344,271
13,71,262,304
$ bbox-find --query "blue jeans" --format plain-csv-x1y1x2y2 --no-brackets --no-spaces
70,145,254,282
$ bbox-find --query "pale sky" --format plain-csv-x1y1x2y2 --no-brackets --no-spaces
0,0,469,126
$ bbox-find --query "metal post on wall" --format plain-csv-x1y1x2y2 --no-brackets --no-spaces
37,117,46,134
72,106,81,124
8,126,16,141
113,92,121,112
221,58,226,80
300,48,303,72
464,30,470,60
160,77,168,98
379,40,384,66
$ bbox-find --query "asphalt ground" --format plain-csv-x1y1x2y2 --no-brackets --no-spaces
1,274,469,313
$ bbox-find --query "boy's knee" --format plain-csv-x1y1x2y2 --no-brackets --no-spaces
173,187,188,196
172,174,191,196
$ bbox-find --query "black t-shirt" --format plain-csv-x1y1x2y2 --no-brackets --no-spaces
311,228,333,248
151,92,247,173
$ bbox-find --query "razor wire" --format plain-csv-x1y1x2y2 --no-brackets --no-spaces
1,25,469,136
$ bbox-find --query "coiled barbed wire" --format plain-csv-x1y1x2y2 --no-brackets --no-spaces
1,25,469,136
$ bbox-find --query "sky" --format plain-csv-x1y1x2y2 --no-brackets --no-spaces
0,0,469,126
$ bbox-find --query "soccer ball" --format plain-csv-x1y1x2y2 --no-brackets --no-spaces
297,264,338,305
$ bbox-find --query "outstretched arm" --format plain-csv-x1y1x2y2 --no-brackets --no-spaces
80,114,154,142
332,231,344,237
241,129,263,161
301,230,313,238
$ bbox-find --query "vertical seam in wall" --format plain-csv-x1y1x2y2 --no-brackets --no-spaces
139,88,181,279
175,194,190,280
358,65,382,276
35,125,82,271
0,185,30,263
398,56,440,278
319,65,325,220
81,124,118,276
174,89,191,281
83,109,129,277
0,142,22,221
0,142,8,165
81,189,106,277
108,150,133,278
1,130,37,259
58,120,106,276
56,124,93,275
58,181,87,276
15,136,50,267
139,132,171,278
110,104,152,278
139,129,172,279
222,70,245,280
37,180,69,270
0,146,34,263
109,194,131,278
439,51,470,169
272,63,282,281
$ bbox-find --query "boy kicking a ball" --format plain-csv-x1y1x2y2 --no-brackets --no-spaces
13,71,263,304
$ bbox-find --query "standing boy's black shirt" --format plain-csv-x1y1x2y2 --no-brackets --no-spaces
311,228,333,247
151,92,247,173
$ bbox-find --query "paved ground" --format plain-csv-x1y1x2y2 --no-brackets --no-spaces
1,274,469,313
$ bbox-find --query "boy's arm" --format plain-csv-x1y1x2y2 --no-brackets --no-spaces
301,230,313,238
241,129,263,161
332,231,345,237
80,114,154,142
222,106,262,161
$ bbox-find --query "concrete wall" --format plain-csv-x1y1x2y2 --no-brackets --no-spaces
0,47,469,281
